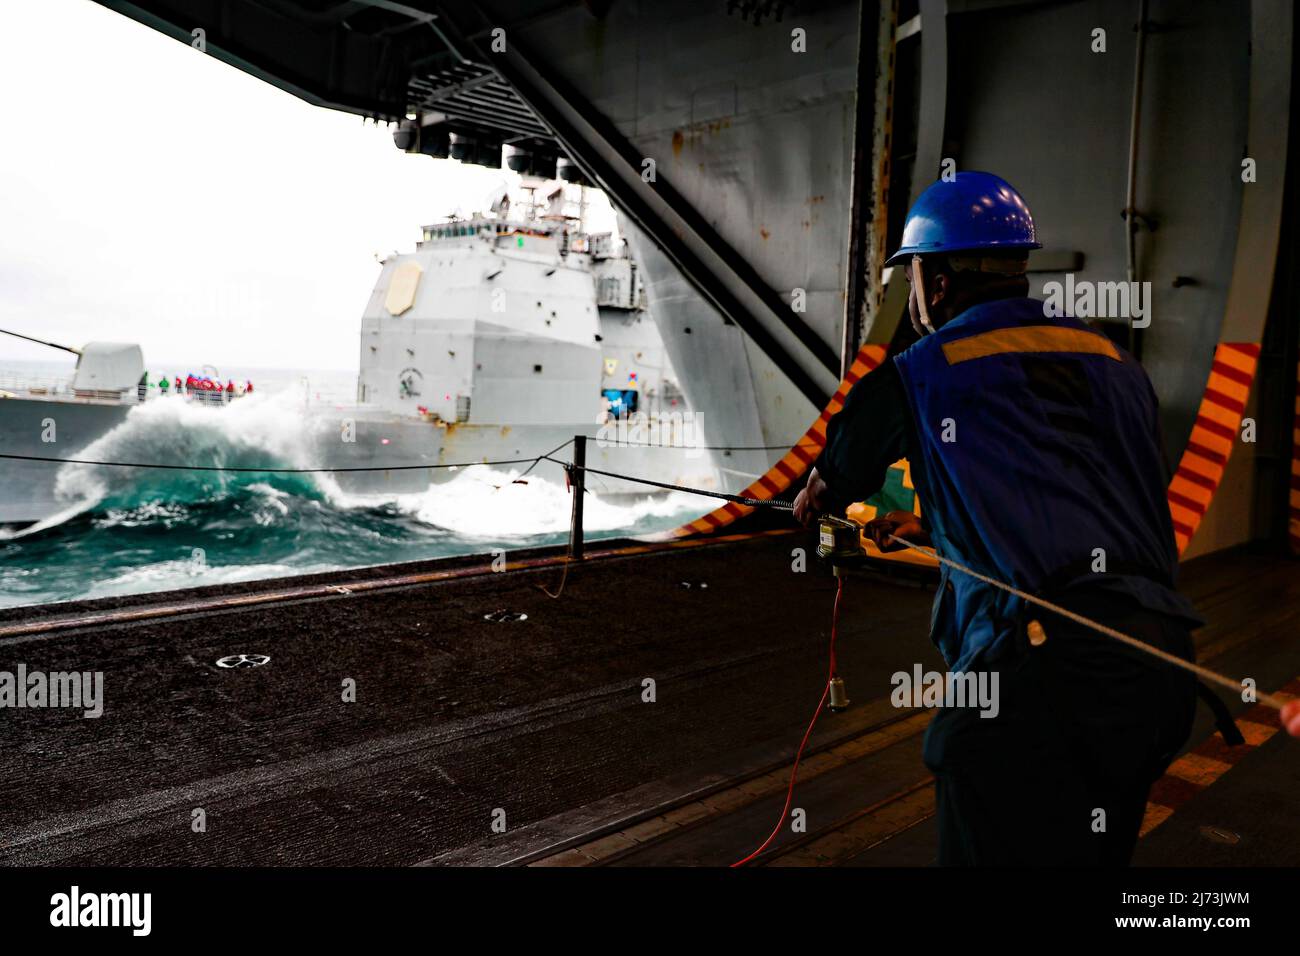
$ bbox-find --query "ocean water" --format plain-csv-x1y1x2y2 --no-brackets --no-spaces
0,364,709,609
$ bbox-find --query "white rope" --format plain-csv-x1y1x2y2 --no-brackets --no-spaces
885,534,1286,711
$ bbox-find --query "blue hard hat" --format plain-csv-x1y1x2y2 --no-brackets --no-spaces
885,171,1041,267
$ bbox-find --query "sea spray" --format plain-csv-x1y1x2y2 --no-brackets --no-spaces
52,390,331,514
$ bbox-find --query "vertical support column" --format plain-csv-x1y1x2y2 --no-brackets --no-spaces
865,0,899,341
853,0,901,348
1123,0,1150,358
841,0,880,378
569,435,586,561
1290,360,1300,554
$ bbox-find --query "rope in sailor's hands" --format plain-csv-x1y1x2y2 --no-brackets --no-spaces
545,457,1276,711
881,534,1286,711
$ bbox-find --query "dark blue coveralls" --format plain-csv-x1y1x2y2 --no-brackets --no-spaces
817,295,1209,865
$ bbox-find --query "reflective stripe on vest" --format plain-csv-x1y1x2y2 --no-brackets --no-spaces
941,325,1121,366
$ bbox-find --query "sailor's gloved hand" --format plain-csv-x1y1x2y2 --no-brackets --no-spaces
1280,699,1300,738
793,468,829,527
864,510,928,552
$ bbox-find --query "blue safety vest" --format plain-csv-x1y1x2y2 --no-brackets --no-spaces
893,296,1201,672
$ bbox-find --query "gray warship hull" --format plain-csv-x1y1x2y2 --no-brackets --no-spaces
310,407,720,499
0,396,131,526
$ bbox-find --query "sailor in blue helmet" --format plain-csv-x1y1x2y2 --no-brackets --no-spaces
793,171,1238,865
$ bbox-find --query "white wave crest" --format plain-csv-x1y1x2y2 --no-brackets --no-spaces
336,464,702,538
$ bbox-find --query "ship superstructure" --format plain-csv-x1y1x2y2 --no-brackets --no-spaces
321,181,719,499
358,210,664,427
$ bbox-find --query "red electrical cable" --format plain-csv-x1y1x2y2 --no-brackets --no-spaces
730,573,845,868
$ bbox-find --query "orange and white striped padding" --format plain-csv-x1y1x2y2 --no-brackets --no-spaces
671,344,888,537
1167,342,1260,554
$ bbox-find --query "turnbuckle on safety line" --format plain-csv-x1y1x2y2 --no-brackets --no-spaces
815,514,867,714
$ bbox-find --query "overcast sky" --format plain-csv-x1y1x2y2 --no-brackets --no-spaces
0,0,612,373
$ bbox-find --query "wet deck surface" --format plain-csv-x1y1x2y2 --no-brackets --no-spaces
0,531,1296,866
